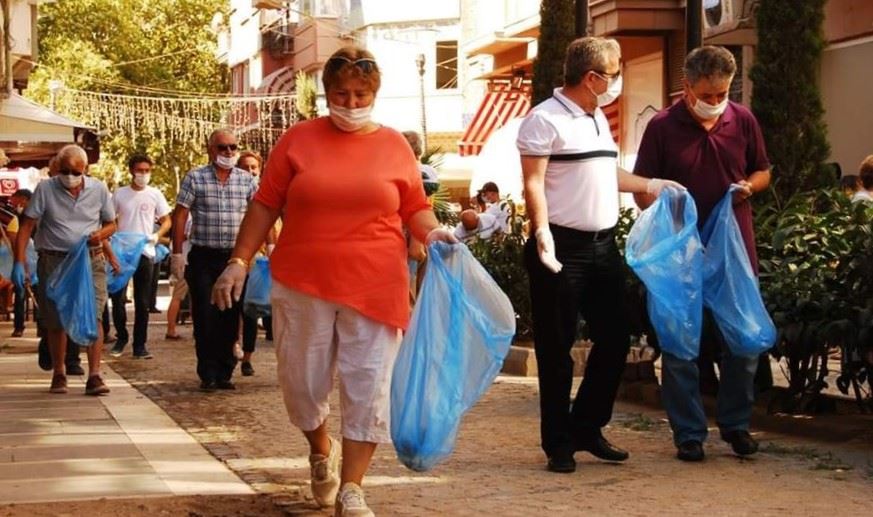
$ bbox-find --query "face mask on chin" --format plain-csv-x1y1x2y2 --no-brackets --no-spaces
214,154,238,170
329,103,374,132
133,173,150,188
59,174,83,189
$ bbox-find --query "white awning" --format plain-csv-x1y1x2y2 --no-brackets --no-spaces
0,93,91,143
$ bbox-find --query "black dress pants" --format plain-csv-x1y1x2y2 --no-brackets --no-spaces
524,224,631,457
186,246,240,383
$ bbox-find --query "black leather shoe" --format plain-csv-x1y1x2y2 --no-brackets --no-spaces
721,430,758,456
216,380,236,390
240,361,254,376
546,451,576,473
200,380,217,392
677,440,705,462
577,435,629,462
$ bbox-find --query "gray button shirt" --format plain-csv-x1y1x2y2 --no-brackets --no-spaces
24,176,115,252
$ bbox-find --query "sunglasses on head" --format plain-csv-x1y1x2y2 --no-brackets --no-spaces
58,168,84,177
216,144,238,152
326,56,379,74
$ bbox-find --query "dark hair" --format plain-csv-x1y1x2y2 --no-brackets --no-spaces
12,188,32,200
128,154,153,171
480,181,499,194
860,155,873,190
839,175,860,192
684,45,737,85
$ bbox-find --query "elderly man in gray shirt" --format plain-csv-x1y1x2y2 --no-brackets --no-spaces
12,145,117,396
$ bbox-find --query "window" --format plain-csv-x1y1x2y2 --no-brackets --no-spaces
231,62,250,94
436,40,458,90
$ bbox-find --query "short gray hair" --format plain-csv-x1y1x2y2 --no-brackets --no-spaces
56,144,88,166
684,46,736,85
564,37,621,87
207,128,236,147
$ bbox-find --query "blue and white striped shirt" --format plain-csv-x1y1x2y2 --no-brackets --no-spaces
176,164,256,250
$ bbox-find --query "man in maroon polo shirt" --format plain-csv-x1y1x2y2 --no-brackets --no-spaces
633,46,771,463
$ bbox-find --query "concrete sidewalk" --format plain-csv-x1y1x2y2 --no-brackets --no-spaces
0,335,253,504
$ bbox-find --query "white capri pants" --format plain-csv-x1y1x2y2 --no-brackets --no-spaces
271,282,402,443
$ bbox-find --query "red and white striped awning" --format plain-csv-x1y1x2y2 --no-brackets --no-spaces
602,100,621,146
458,83,531,157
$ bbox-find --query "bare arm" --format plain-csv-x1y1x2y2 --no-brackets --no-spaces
155,214,172,240
13,217,36,263
521,156,550,233
172,206,190,252
407,209,441,244
230,200,282,263
733,169,771,203
88,221,116,246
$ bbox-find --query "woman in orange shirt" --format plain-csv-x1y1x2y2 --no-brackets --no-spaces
211,46,456,517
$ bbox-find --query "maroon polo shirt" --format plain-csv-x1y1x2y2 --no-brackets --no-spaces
633,100,770,272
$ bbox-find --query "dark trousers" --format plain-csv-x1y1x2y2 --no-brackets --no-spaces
149,260,161,310
105,291,129,346
108,256,153,354
524,225,631,457
240,280,272,354
186,246,240,382
13,284,25,331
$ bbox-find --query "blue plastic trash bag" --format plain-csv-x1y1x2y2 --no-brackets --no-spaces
105,232,149,294
700,186,776,357
626,188,704,360
243,256,272,319
391,242,515,472
154,243,170,263
0,240,38,284
46,238,98,346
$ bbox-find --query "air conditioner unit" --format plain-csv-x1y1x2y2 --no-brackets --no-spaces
703,0,734,30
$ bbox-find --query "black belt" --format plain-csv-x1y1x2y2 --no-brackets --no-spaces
40,247,104,258
549,223,615,242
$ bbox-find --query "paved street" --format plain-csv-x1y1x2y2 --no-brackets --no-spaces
1,291,871,516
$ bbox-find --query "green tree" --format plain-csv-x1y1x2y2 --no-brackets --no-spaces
25,0,228,199
750,0,830,199
295,71,318,120
532,0,575,106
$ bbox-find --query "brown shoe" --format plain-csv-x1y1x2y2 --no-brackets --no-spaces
11,328,24,338
85,375,110,396
49,374,68,394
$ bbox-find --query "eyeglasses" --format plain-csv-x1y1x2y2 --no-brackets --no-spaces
58,168,84,176
215,144,238,152
591,69,621,81
326,56,379,74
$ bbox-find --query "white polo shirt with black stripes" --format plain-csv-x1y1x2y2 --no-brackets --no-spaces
516,87,619,232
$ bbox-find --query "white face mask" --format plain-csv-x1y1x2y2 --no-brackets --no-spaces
133,173,150,188
329,103,373,132
59,174,83,189
591,75,623,107
691,95,729,120
15,205,23,215
214,154,238,170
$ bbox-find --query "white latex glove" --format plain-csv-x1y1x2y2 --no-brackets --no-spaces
170,253,186,281
425,227,459,245
646,178,686,197
148,232,160,244
265,243,276,256
535,227,563,274
211,262,247,311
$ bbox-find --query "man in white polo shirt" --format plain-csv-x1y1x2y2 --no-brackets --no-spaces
517,37,682,474
109,154,171,359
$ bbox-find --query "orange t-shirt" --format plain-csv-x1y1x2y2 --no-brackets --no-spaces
256,117,430,330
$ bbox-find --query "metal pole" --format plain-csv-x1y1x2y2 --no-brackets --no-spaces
575,0,588,37
686,0,703,52
415,53,427,150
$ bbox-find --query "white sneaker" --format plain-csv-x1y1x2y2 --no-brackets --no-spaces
335,482,374,517
309,436,340,507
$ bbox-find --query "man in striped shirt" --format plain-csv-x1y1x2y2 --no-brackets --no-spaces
518,37,682,474
172,129,256,392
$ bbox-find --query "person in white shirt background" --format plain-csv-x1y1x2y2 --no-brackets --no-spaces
108,154,171,359
852,155,873,204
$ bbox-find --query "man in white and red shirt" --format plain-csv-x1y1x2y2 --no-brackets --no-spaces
109,154,171,359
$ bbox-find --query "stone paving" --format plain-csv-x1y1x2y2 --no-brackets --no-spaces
1,291,872,515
